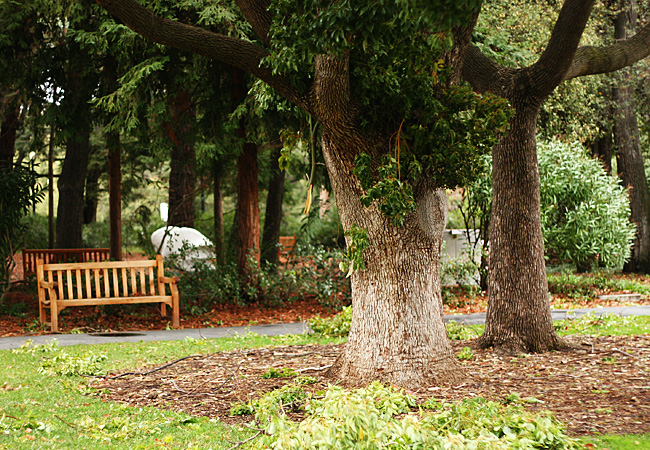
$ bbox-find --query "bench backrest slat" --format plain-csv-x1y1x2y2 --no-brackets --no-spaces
23,248,110,279
121,268,127,296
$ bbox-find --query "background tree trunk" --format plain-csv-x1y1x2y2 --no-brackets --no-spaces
107,131,122,260
261,146,284,267
477,104,564,353
166,89,196,228
591,133,613,175
236,141,260,279
212,160,224,263
83,153,102,225
232,67,261,280
56,133,91,248
321,132,462,387
613,4,650,273
0,102,19,170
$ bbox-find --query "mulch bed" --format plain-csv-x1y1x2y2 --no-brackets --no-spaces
95,335,650,437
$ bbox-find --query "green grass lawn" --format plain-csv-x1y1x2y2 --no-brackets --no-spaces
1,317,648,449
0,333,342,450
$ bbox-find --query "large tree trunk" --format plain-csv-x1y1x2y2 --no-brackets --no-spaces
261,146,285,267
477,104,565,354
322,132,462,387
613,4,650,273
166,89,196,228
56,132,91,248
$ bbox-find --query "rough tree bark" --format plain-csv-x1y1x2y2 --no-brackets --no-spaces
311,52,464,385
321,129,461,385
613,2,650,273
261,145,285,267
165,88,196,228
463,0,650,352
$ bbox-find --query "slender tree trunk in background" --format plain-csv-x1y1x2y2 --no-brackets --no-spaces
261,145,285,267
232,67,261,279
321,131,462,386
212,161,224,263
48,125,55,248
166,89,196,228
591,133,613,175
107,131,122,260
56,132,91,248
104,56,122,260
476,104,564,353
0,102,19,170
613,3,650,273
236,142,260,278
83,154,102,224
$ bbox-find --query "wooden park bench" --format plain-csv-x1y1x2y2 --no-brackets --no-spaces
36,255,180,332
278,236,297,263
22,248,110,280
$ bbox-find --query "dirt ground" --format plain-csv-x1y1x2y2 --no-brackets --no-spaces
95,335,650,437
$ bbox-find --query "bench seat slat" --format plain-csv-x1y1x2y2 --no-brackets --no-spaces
55,295,174,307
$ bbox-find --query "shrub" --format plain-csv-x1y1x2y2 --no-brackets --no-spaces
175,244,351,312
538,140,635,272
0,165,44,303
463,140,635,272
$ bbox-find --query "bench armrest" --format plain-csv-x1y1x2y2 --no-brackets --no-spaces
160,275,180,284
39,280,56,289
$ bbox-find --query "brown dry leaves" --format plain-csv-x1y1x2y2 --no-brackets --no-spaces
95,336,650,436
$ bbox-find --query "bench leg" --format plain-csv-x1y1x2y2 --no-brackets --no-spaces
39,300,47,327
160,303,167,317
171,300,179,328
50,301,59,333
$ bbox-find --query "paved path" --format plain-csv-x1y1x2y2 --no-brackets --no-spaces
1,305,649,351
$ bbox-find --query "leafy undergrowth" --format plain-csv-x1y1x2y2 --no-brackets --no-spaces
246,382,578,449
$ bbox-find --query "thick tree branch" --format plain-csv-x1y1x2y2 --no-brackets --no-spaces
235,0,272,47
528,0,595,98
313,53,356,130
564,21,650,80
461,44,515,97
96,0,306,108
